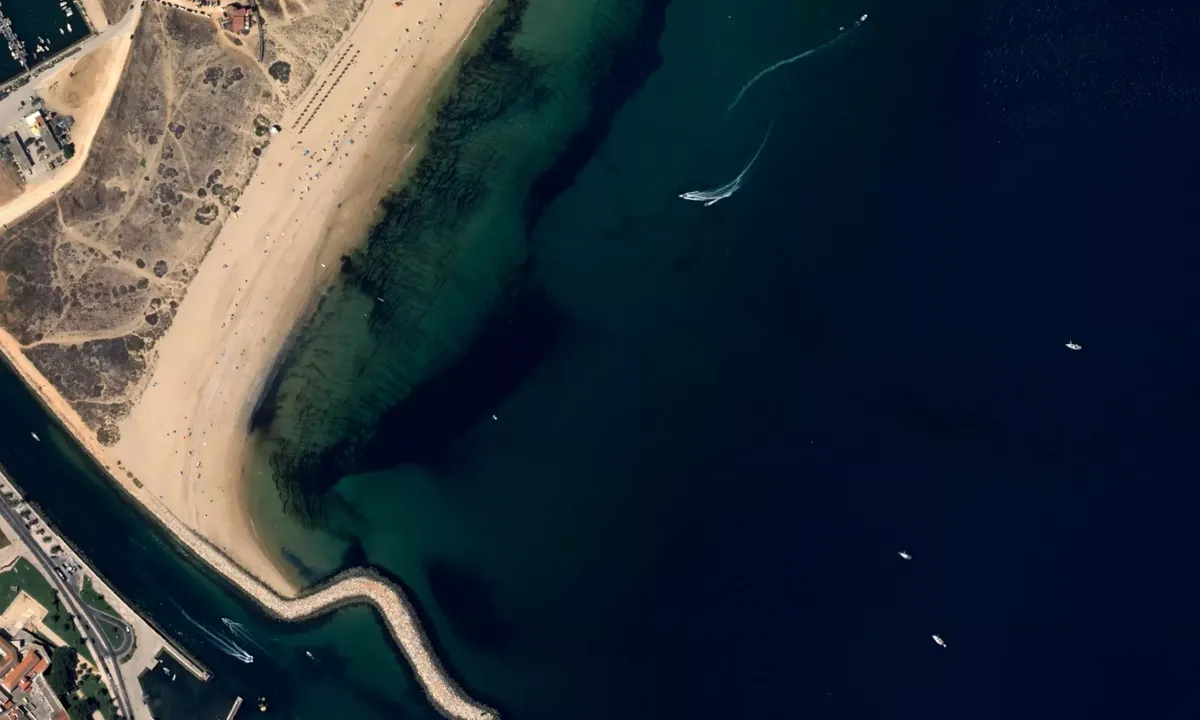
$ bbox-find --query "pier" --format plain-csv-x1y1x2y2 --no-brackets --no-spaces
155,505,499,720
0,456,496,720
159,634,211,682
0,3,29,72
224,696,243,720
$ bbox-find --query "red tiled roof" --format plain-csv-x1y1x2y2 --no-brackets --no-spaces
0,636,16,679
0,650,45,694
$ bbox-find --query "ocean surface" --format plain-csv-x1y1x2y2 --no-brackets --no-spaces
2,0,1200,718
0,0,89,85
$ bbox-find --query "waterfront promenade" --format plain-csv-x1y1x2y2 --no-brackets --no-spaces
0,464,222,720
0,0,502,716
0,467,135,719
1,441,496,720
0,457,499,720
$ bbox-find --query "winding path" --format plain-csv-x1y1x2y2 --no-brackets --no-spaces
0,484,135,719
0,1,502,718
78,595,133,656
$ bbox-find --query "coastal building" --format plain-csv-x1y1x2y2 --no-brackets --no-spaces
0,636,17,678
225,5,255,34
0,629,66,720
3,132,32,176
22,112,60,156
1,107,69,179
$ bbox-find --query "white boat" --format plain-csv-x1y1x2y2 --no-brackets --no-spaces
67,23,73,32
30,432,39,442
932,634,947,648
304,650,314,659
897,551,911,560
1065,341,1082,351
59,28,64,35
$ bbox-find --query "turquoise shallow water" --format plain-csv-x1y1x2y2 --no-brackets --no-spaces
7,0,1199,717
4,0,965,716
246,0,926,718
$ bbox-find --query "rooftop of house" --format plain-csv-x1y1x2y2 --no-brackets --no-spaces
0,636,16,680
0,649,46,695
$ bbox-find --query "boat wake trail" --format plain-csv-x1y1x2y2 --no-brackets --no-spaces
177,608,254,663
727,13,868,114
679,123,773,207
222,617,268,652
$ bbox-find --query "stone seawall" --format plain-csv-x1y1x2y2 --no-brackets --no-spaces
152,498,498,720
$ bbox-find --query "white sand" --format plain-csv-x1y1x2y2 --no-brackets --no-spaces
114,0,495,593
0,1,500,716
76,0,112,28
0,0,497,597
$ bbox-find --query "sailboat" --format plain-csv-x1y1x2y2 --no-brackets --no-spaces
30,432,39,442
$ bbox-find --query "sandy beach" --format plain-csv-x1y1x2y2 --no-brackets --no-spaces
0,1,500,715
118,0,493,593
0,0,493,596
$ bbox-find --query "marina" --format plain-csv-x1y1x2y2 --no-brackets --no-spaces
0,0,89,87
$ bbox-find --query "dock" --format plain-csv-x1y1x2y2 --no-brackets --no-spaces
0,3,29,71
224,696,243,720
161,638,211,682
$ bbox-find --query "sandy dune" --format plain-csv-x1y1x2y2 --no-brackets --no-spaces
0,0,498,716
0,0,493,597
112,0,494,593
0,20,135,230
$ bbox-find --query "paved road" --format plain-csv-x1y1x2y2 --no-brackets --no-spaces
0,497,134,719
79,597,133,656
0,1,142,131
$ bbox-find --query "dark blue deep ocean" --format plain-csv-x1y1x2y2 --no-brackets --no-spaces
2,0,1199,719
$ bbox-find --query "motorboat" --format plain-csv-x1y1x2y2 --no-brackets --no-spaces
897,551,911,560
1065,341,1082,351
932,634,947,648
30,432,39,442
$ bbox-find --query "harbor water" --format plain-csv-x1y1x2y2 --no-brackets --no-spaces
0,0,89,86
2,0,1200,718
